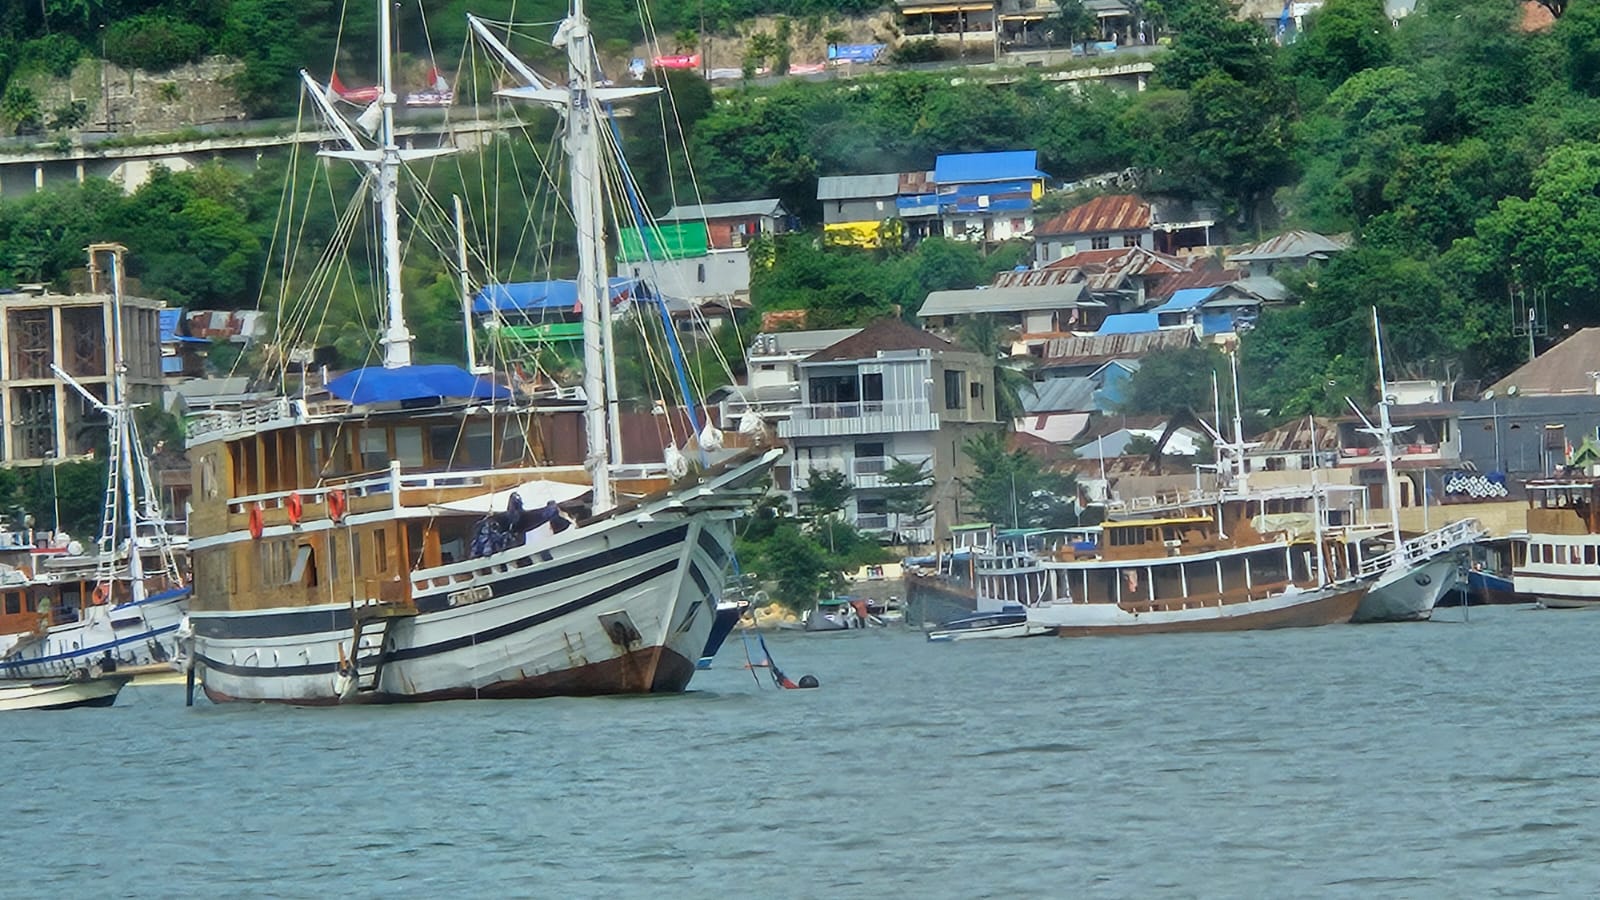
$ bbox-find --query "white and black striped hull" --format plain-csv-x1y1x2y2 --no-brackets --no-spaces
0,589,189,680
190,513,734,704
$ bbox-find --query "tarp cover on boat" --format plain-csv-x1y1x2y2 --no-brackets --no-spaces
472,278,640,315
430,479,590,512
325,364,510,404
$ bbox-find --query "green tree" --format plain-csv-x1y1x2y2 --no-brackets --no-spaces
956,313,1032,420
961,432,1078,529
1156,0,1277,90
1466,142,1600,329
1047,0,1097,47
802,467,852,520
1289,0,1393,87
760,523,830,609
1117,345,1227,415
881,457,933,547
1,83,41,135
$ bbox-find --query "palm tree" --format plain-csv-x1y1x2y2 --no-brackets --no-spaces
957,314,1033,422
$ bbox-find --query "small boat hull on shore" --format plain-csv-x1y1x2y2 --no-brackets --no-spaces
0,673,131,711
1033,581,1368,637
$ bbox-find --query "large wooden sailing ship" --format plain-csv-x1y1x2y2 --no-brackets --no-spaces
183,2,775,704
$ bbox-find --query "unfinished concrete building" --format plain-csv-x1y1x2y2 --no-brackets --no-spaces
0,244,165,465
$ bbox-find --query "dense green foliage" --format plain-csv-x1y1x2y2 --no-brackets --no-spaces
961,432,1078,529
1117,345,1229,416
752,236,1027,326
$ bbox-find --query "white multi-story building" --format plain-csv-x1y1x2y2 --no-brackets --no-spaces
779,319,1001,545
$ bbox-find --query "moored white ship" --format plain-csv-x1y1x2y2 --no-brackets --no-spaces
1512,479,1600,609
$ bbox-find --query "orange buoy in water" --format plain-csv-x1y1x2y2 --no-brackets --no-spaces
248,503,265,539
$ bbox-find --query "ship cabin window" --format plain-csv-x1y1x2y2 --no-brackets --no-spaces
1588,546,1596,566
230,439,260,494
429,425,460,466
1109,527,1148,547
351,532,364,577
3,591,19,615
464,422,495,466
260,539,294,586
394,427,424,468
1162,526,1181,543
375,529,390,573
358,429,389,472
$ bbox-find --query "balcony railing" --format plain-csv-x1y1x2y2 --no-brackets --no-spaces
780,399,940,439
853,454,933,488
793,454,935,490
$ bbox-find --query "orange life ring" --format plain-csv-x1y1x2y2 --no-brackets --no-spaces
248,503,265,540
327,489,347,523
286,492,304,525
92,583,109,605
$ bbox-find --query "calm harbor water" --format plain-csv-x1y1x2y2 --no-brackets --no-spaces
5,603,1597,897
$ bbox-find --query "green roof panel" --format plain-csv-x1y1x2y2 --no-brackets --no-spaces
617,221,709,262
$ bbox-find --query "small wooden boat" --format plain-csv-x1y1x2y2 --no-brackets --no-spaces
0,672,131,711
803,597,876,632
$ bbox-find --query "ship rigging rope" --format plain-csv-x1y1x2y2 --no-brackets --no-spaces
594,137,686,449
592,131,684,445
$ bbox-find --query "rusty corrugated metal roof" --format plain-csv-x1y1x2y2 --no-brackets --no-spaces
1036,194,1151,237
1039,330,1196,368
1250,416,1343,453
1227,230,1351,263
1145,264,1243,301
899,170,936,194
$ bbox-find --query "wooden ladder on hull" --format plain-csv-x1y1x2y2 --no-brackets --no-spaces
347,602,418,694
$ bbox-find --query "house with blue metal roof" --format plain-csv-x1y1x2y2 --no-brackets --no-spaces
933,150,1048,243
1095,312,1160,336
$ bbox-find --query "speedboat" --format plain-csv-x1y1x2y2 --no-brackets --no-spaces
0,672,131,710
927,608,1041,641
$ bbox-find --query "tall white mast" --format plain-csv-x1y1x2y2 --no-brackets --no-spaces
109,251,145,599
1371,307,1408,567
375,0,411,368
301,3,454,370
565,0,613,510
472,8,660,514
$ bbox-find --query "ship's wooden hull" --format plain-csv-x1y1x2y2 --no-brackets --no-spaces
1035,581,1368,637
191,512,731,704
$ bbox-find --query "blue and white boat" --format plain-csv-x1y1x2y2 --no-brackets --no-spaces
926,608,1041,641
0,244,189,680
